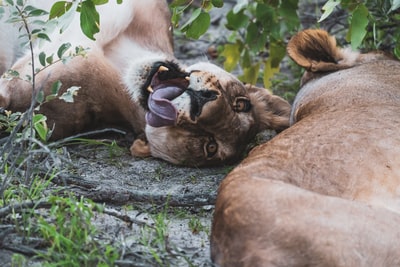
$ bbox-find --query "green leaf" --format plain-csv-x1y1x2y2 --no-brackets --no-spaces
212,0,223,8
51,80,62,95
39,52,46,67
202,1,213,11
116,0,122,4
245,22,267,52
5,69,19,80
394,43,400,59
241,48,251,68
180,8,201,31
233,0,248,14
340,0,359,10
56,1,77,33
37,33,51,42
279,0,299,31
46,54,54,65
169,0,189,7
59,86,80,103
57,42,71,58
92,0,109,5
36,90,44,104
263,41,285,88
241,63,260,85
185,11,210,39
319,0,341,22
49,1,72,19
226,9,249,31
33,114,48,141
269,41,286,68
221,43,241,71
27,7,48,17
80,0,100,40
350,4,369,50
390,0,400,12
263,58,280,89
256,3,274,24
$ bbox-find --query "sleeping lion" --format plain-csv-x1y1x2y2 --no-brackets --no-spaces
0,0,290,166
211,29,400,266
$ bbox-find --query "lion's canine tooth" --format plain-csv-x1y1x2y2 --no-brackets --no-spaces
185,76,190,81
158,66,169,72
147,86,154,93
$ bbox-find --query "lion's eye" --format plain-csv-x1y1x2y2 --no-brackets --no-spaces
204,139,218,158
234,97,251,112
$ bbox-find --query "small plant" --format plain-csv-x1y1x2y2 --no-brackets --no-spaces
188,216,208,235
36,195,119,266
221,0,300,88
0,1,125,266
170,0,224,39
320,0,400,56
138,206,170,265
0,110,22,135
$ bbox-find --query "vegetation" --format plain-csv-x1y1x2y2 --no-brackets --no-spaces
1,0,400,266
171,0,400,98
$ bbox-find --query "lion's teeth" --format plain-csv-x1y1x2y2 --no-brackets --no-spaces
185,76,190,81
147,86,154,93
158,66,169,72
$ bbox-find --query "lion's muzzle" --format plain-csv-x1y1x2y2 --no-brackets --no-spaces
186,89,218,121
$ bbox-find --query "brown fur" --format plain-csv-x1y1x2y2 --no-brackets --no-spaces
211,29,400,266
0,1,290,166
0,52,145,138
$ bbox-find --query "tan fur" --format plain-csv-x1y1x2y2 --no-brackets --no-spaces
0,1,290,166
211,29,400,266
130,139,151,158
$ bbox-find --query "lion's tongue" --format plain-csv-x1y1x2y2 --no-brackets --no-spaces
146,86,182,127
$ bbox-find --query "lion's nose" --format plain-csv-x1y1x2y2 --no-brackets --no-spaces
186,89,218,121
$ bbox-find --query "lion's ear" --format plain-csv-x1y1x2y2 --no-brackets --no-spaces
130,138,151,158
287,29,350,72
246,84,291,133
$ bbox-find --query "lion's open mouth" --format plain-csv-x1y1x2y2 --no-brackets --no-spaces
142,62,190,127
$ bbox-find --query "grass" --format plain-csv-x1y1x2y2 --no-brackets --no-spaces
36,195,119,267
135,204,212,266
1,138,215,266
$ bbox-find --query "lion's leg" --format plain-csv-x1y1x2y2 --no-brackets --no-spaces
0,51,144,139
0,54,36,111
211,176,400,267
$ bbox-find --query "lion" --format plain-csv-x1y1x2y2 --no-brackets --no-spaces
0,0,290,166
211,29,400,266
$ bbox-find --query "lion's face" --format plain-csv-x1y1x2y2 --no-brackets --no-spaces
129,61,291,166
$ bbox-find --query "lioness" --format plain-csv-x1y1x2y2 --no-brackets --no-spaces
211,29,400,266
0,0,290,166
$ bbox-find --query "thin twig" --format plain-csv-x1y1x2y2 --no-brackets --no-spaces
0,199,51,218
0,197,153,229
1,244,44,257
48,128,127,148
100,207,154,228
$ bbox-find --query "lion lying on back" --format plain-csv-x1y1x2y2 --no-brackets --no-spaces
211,29,400,266
0,0,290,166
